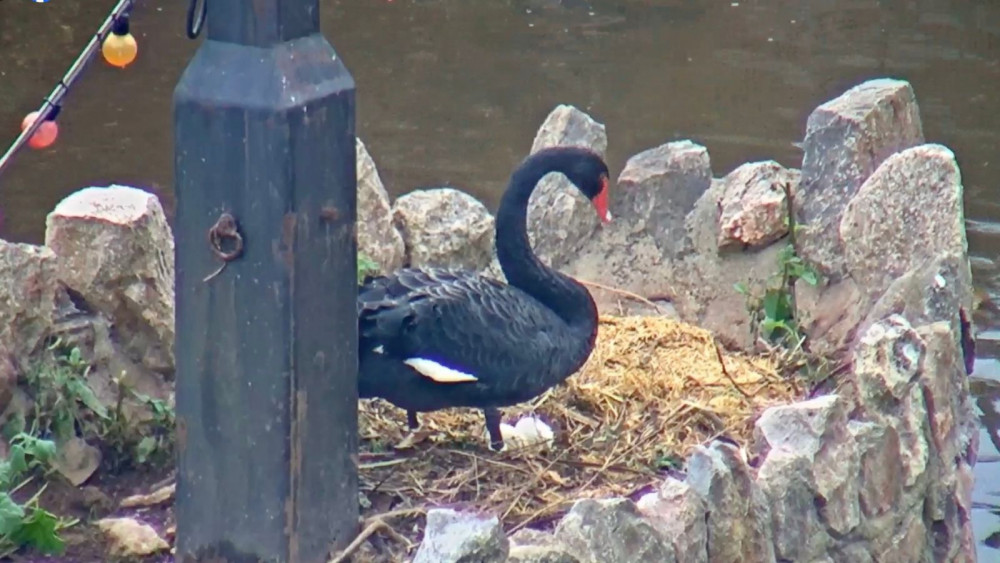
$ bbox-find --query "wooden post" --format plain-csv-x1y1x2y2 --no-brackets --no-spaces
172,0,358,561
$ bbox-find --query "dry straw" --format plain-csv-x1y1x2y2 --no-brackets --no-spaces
352,315,801,560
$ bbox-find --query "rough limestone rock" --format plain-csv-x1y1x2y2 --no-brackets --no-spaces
874,513,930,563
795,78,924,278
841,144,966,298
916,321,977,561
44,185,175,375
526,104,608,270
356,138,405,274
635,477,708,563
717,161,800,250
755,453,829,561
754,395,859,558
393,188,495,271
96,517,169,558
413,508,509,563
848,420,903,519
852,316,939,531
0,241,59,398
508,528,579,562
565,141,711,317
612,140,711,256
798,141,971,359
555,498,675,563
853,315,925,407
863,252,974,355
793,276,869,358
509,529,559,547
508,544,580,563
662,176,784,349
47,300,172,419
686,441,775,563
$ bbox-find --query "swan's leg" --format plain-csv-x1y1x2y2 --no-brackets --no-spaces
395,410,425,450
483,407,505,452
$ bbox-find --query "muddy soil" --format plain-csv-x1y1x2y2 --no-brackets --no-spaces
8,466,174,563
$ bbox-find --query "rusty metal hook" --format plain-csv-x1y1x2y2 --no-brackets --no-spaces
203,212,243,282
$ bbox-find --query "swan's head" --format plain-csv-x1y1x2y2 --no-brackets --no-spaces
558,147,612,224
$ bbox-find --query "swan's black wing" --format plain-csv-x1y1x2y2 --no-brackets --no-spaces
358,267,570,396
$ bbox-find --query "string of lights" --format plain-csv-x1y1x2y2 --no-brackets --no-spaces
0,0,139,180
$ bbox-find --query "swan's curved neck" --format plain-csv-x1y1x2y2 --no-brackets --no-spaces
495,155,598,335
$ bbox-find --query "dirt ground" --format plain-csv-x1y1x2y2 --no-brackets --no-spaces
8,466,174,563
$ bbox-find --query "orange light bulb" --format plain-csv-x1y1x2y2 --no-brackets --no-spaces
21,111,59,149
102,32,138,68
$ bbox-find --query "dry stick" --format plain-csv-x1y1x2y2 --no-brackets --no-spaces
329,505,428,563
359,458,411,470
500,450,570,521
713,339,753,399
548,457,652,476
578,279,668,314
329,519,386,563
450,450,534,475
508,496,574,535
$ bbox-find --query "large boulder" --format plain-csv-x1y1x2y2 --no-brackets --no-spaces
526,104,608,270
393,187,495,271
794,78,924,279
44,185,175,376
717,161,800,250
635,477,708,563
799,142,971,358
356,138,405,274
555,498,676,563
413,508,509,563
686,441,775,563
565,140,711,317
0,241,60,408
753,395,858,560
841,144,968,300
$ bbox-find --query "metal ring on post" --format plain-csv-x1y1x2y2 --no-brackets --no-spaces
203,212,243,282
186,0,207,39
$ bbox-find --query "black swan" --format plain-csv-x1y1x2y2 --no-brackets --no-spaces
357,146,611,451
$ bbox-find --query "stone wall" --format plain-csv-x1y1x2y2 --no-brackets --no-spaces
359,78,978,562
0,77,978,562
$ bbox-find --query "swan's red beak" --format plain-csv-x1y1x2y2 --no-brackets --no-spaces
593,176,611,224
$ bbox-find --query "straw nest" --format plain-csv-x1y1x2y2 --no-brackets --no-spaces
352,314,801,559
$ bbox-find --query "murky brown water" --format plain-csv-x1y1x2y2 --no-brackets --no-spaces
2,0,1000,556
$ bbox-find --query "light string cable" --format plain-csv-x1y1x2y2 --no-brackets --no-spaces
0,0,137,180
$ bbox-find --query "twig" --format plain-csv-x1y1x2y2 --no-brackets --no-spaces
508,496,573,535
713,339,752,399
370,507,426,521
449,450,531,473
578,279,669,314
328,519,384,563
328,508,426,563
359,458,411,470
500,449,570,521
553,457,655,476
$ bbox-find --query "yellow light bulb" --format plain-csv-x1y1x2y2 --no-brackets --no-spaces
102,32,138,68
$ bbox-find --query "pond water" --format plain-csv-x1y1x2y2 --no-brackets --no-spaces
2,0,1000,557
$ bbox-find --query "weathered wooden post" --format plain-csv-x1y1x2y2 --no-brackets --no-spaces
172,0,358,560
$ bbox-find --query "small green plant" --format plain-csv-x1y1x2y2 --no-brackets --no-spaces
358,252,379,284
23,340,109,445
0,338,177,557
102,382,176,471
734,182,821,347
0,433,76,558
